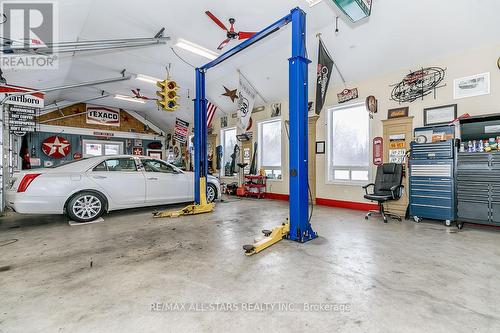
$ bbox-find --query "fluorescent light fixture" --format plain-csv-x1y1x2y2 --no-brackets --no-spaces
175,38,218,60
306,0,323,7
329,0,372,22
114,94,146,104
136,74,162,84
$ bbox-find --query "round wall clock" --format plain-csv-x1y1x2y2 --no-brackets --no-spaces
497,57,500,70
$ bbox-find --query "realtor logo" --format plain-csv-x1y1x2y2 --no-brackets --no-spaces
1,1,58,69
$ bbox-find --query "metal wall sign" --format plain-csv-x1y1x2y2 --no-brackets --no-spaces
4,94,44,108
8,105,38,133
174,118,189,144
337,88,358,103
390,67,446,103
86,106,120,127
373,136,383,165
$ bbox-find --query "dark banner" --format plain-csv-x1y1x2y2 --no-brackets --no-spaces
315,39,334,115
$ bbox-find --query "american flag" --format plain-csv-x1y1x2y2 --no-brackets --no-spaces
207,101,217,128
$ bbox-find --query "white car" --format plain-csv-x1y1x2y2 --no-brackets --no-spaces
6,155,221,223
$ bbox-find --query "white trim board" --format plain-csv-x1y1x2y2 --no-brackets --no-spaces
39,124,161,140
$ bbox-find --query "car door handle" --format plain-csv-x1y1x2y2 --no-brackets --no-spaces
148,177,158,180
92,175,107,179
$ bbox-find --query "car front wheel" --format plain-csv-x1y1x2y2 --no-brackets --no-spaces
67,191,106,223
207,183,217,203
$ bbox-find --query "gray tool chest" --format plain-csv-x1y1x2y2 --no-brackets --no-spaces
457,113,500,228
457,152,500,227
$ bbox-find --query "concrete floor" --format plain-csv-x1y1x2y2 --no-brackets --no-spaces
1,198,499,333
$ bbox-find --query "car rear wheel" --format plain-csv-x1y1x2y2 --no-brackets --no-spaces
207,183,217,203
67,191,106,223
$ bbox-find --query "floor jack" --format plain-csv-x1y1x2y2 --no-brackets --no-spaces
153,177,215,218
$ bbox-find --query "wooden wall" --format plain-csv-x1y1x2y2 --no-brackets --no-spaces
37,103,158,135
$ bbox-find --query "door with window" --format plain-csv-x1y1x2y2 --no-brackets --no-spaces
89,157,146,206
220,127,237,176
83,140,124,158
141,158,191,204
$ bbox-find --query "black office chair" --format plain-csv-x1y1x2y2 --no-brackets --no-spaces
363,163,404,223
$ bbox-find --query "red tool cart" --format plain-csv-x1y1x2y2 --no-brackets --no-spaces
244,175,266,198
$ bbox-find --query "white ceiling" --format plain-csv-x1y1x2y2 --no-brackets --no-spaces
4,0,500,131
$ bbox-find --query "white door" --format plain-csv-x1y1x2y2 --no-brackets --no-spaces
89,157,146,206
141,159,191,204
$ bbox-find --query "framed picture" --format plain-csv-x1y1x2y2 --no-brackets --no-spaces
454,72,490,99
147,149,163,159
315,141,325,154
387,107,409,119
424,104,457,126
220,116,228,128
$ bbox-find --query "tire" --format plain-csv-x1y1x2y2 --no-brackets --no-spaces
67,191,106,223
206,183,217,203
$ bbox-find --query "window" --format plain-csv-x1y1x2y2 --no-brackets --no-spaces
259,119,282,179
142,159,175,173
93,158,137,172
83,140,123,158
220,127,237,176
327,102,370,184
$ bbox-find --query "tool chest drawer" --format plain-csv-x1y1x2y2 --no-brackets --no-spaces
411,141,454,159
457,152,490,170
457,200,490,222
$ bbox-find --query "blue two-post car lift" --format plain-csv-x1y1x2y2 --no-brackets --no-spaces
155,7,317,255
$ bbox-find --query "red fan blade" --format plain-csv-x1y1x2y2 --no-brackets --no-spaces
238,31,256,40
205,11,228,31
217,38,231,50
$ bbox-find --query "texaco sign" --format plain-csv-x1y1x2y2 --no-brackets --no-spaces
86,106,120,127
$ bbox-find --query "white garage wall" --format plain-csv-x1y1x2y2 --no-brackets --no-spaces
212,43,500,203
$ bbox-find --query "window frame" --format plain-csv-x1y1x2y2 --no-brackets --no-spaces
326,101,371,186
92,157,138,172
82,139,124,158
141,158,176,174
258,118,283,181
220,126,238,177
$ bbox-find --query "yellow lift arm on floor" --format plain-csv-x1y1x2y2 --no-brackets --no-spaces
243,222,290,256
153,177,215,218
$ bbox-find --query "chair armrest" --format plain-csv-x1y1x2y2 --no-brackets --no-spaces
389,184,404,199
362,183,375,195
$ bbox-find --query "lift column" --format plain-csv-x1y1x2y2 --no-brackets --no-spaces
193,68,208,205
288,8,317,242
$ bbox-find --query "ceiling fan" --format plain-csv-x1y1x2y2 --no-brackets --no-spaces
131,89,155,100
205,11,256,50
